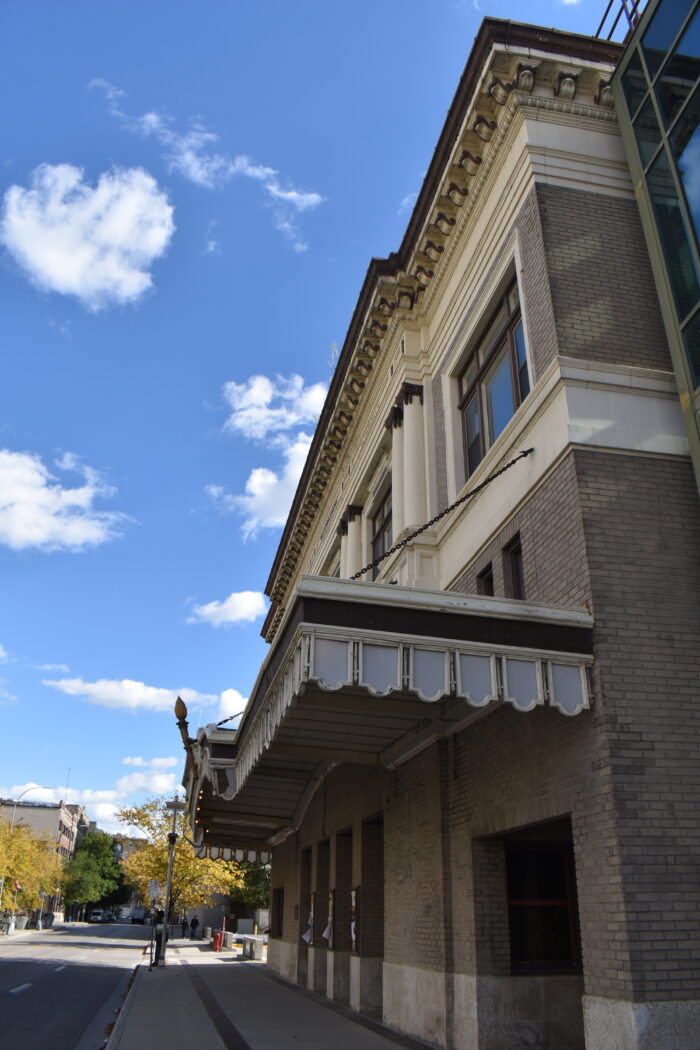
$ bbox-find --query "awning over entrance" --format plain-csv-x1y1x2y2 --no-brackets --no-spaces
180,576,593,852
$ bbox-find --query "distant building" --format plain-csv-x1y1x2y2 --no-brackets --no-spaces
179,10,700,1050
0,799,90,859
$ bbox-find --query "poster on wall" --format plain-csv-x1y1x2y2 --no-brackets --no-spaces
351,886,360,953
322,889,334,948
301,891,314,945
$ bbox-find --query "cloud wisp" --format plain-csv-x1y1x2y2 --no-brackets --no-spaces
90,79,324,252
0,163,174,310
42,676,217,712
0,449,127,552
207,373,326,539
122,756,178,769
188,589,267,627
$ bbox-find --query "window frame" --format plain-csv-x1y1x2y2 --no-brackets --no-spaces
270,886,284,938
506,840,581,975
476,563,495,596
370,488,392,580
458,281,530,479
503,534,525,600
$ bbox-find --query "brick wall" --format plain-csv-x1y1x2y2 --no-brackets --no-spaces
451,451,591,608
574,448,700,1000
537,183,670,372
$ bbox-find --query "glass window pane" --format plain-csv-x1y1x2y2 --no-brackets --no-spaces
621,49,649,118
479,305,507,359
670,83,700,246
643,0,695,76
508,283,520,312
484,348,515,445
464,395,482,475
683,309,700,384
314,639,349,687
655,10,700,124
633,96,664,167
647,147,700,318
513,321,530,400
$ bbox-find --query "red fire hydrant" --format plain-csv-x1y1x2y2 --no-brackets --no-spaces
213,931,221,952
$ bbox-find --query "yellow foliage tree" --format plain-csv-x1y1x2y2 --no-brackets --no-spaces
0,818,63,912
117,797,243,918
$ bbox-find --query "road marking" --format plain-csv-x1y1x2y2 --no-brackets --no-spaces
9,983,32,994
54,965,66,972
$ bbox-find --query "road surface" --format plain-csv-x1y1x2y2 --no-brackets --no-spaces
0,922,149,1050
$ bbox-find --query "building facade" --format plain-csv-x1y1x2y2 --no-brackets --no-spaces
0,799,90,859
180,17,700,1050
612,0,700,490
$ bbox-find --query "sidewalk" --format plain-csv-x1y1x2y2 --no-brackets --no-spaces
109,938,436,1050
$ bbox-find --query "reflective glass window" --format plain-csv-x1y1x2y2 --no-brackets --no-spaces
484,348,515,445
670,82,700,243
643,0,695,76
683,308,700,383
621,49,649,117
655,9,700,124
647,147,700,318
458,281,529,479
633,96,664,167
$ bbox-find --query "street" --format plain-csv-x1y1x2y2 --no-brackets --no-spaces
0,923,148,1050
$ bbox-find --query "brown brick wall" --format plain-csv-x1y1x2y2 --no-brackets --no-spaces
537,183,670,372
574,448,700,1000
451,451,592,608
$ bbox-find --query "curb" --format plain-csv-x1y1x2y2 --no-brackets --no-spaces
103,963,143,1050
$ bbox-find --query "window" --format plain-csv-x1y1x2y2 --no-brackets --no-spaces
271,887,284,938
459,282,530,477
503,535,524,600
506,842,581,973
371,489,392,579
476,563,494,596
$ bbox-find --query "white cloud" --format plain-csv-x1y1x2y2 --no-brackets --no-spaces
218,688,246,724
0,682,17,705
0,163,174,311
208,431,312,539
115,771,178,795
35,663,70,673
188,590,267,627
398,191,418,214
0,448,127,551
0,644,8,663
90,79,323,251
222,374,327,444
122,756,178,769
42,677,217,712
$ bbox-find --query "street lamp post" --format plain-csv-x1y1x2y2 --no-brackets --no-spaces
159,797,186,966
1,785,50,928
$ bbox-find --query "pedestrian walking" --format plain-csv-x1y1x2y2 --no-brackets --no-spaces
190,915,199,939
181,917,187,938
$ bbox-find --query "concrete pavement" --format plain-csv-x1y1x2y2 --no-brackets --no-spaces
109,939,436,1050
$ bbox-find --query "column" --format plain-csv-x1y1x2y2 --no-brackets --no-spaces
345,506,364,578
401,383,426,530
390,410,405,539
338,519,348,578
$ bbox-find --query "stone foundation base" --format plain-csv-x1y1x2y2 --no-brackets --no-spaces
583,995,700,1050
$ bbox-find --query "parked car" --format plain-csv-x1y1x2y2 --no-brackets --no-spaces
88,908,104,923
130,907,145,924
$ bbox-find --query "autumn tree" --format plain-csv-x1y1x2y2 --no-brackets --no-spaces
230,861,270,910
117,797,243,918
62,831,121,907
0,818,63,912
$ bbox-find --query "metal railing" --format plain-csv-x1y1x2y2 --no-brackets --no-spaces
596,0,648,40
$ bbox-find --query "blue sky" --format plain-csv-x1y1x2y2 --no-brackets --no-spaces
0,0,612,832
